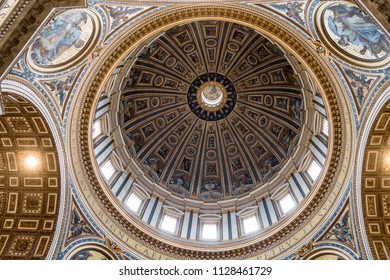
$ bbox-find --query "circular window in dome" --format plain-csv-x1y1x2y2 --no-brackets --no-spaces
200,83,224,107
188,73,236,121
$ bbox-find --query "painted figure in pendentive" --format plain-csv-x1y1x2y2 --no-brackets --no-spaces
344,69,373,105
45,74,75,107
272,2,305,26
106,6,143,30
31,11,88,65
327,4,390,58
68,208,94,240
329,210,353,244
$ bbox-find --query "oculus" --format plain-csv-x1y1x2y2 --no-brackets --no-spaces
188,73,236,121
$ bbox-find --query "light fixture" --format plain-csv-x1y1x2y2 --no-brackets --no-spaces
384,152,390,169
25,155,39,169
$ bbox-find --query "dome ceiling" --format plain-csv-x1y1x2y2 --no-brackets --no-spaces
75,5,347,259
119,21,305,199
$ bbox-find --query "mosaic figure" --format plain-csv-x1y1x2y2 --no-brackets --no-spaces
68,208,94,241
121,99,134,122
158,146,169,159
329,210,353,244
141,158,161,182
124,132,142,155
31,11,89,65
232,172,253,196
106,6,143,30
281,129,296,151
344,69,374,105
271,1,305,26
70,249,109,260
168,174,190,195
325,3,390,59
259,155,279,178
124,69,140,89
291,97,302,121
200,180,223,200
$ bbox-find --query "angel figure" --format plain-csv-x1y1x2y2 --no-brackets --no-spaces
68,208,94,240
330,210,353,243
272,2,305,26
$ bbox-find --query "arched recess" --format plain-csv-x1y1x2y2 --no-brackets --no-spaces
303,244,358,260
355,81,390,260
0,77,68,259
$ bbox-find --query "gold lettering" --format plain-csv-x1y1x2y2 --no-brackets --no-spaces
135,243,142,251
2,2,11,9
109,223,116,233
98,210,104,219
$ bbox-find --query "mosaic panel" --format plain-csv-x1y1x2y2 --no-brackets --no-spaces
267,1,306,27
321,2,390,61
28,10,95,67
